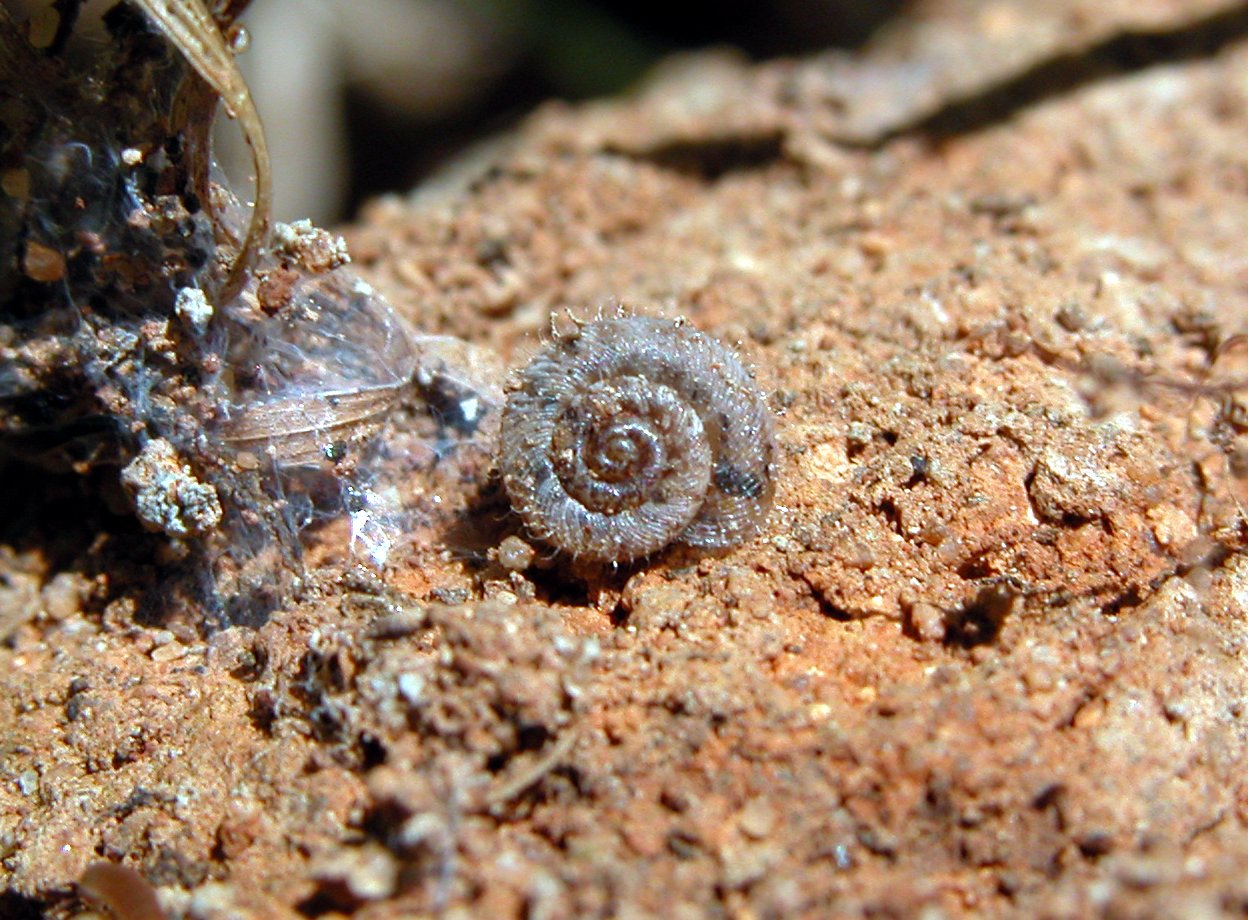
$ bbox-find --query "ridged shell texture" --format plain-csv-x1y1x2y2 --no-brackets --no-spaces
499,316,776,562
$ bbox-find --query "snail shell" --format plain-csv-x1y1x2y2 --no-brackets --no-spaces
499,315,776,562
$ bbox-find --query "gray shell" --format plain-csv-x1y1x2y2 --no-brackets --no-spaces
498,316,776,562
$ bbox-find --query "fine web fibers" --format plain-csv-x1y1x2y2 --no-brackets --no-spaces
214,260,507,578
0,1,506,625
1,1,789,629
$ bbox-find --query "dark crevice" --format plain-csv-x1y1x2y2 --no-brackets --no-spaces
526,567,593,608
297,889,350,919
1022,465,1042,525
792,570,854,620
883,4,1248,145
437,479,514,563
527,556,637,611
517,723,554,755
608,130,788,180
814,596,853,621
877,497,903,536
358,732,387,770
0,892,46,920
604,7,1248,179
943,584,1017,648
1076,830,1115,859
1032,782,1065,813
247,684,279,734
608,597,630,627
1101,586,1143,615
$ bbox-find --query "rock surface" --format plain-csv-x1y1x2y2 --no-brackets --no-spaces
4,1,1248,917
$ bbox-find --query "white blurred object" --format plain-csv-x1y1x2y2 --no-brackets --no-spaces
221,0,343,224
220,0,520,224
337,0,509,118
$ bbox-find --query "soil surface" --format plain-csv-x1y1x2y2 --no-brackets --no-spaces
5,1,1248,917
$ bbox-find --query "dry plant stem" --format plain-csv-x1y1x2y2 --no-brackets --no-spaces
483,728,579,814
132,0,270,297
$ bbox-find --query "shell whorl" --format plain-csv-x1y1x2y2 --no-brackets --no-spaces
498,316,776,562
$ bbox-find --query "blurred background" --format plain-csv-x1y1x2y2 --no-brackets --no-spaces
224,0,910,224
4,0,909,223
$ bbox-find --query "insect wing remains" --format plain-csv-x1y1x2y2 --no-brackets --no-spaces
216,266,505,569
219,270,416,465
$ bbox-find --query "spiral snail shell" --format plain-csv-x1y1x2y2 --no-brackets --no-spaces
498,315,776,562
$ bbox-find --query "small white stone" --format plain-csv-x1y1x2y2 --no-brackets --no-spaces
17,770,38,796
175,287,214,335
310,843,398,901
120,439,222,539
397,672,425,705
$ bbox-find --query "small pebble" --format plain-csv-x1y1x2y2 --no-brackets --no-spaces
310,843,398,901
41,572,86,620
908,602,946,643
738,798,777,839
150,641,187,663
17,770,38,796
497,535,536,571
